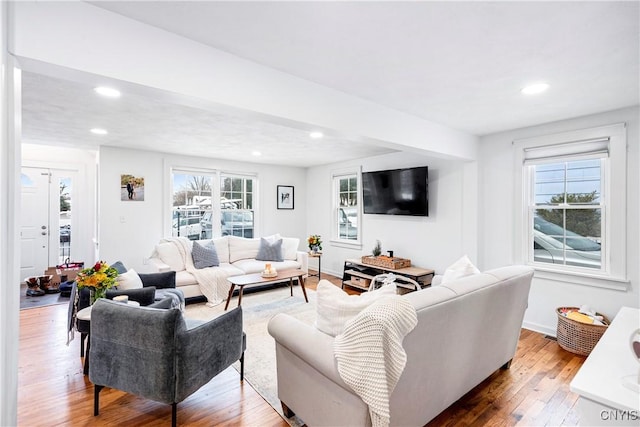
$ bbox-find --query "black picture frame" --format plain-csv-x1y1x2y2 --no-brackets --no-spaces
277,185,294,209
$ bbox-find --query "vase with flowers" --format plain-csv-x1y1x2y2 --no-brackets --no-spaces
307,234,323,253
76,261,119,305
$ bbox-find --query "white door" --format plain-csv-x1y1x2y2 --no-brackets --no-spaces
20,167,51,279
20,167,76,280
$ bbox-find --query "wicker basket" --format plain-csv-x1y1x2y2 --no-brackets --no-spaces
361,255,411,269
556,307,609,356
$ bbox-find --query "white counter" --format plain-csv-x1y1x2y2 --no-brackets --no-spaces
570,306,640,426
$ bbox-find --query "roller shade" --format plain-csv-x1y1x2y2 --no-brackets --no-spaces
523,138,609,165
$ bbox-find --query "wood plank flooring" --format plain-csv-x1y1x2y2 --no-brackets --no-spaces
18,271,585,426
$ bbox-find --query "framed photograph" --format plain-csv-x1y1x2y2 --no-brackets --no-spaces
277,185,294,210
121,174,145,201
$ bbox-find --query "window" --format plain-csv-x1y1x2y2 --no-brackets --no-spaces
515,123,627,287
171,171,213,240
529,159,603,270
219,174,255,238
171,170,257,239
333,171,360,244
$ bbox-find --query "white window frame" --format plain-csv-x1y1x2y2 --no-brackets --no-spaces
220,172,258,238
169,167,217,240
514,123,628,290
166,166,259,239
330,167,362,248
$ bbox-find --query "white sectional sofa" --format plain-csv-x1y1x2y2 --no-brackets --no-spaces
148,235,308,301
268,265,534,426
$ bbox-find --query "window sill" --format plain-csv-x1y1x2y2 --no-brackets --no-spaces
329,239,362,250
532,266,629,291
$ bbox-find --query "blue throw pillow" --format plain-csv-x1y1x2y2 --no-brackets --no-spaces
192,241,220,269
256,238,284,262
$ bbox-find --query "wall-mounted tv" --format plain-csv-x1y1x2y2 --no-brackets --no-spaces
362,166,428,216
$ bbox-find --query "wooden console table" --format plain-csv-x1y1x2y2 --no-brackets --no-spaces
342,258,434,292
570,306,640,426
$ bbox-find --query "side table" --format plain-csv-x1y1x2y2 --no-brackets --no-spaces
77,300,140,375
307,252,322,280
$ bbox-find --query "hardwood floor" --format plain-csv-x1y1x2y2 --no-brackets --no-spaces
18,271,585,426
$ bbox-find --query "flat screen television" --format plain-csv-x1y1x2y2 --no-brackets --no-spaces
362,166,428,216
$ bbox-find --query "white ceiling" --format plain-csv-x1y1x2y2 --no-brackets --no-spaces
21,1,640,166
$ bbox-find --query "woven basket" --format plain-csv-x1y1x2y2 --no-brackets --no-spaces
361,255,411,269
556,307,609,356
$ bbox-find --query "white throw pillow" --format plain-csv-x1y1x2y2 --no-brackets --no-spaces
156,242,186,271
315,280,397,337
228,236,261,263
116,268,143,290
212,236,230,264
265,234,299,260
441,255,480,285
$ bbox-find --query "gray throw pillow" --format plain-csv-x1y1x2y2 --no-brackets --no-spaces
256,237,284,262
192,241,220,269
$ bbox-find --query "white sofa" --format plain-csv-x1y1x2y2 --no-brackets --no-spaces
148,235,308,300
268,265,534,426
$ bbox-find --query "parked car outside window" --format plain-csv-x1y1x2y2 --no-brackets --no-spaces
172,216,202,240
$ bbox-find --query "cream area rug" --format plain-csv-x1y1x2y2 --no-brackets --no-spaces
185,286,317,426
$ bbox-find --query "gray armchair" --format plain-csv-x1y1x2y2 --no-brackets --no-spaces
89,299,245,426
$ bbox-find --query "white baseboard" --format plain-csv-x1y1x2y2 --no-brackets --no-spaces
522,320,556,338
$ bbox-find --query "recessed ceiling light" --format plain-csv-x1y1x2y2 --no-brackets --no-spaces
309,131,324,139
90,128,108,135
252,151,262,156
94,86,121,98
521,83,549,95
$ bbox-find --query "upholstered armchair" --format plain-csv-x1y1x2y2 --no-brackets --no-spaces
89,300,245,427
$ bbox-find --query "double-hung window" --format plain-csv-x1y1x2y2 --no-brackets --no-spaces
332,170,361,245
528,157,604,271
220,174,255,238
515,123,627,287
170,169,257,240
171,171,214,240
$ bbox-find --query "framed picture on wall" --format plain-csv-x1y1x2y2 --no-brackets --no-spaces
121,174,145,201
277,185,294,209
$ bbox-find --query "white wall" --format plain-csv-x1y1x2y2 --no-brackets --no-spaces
306,151,477,278
1,2,20,424
98,146,307,271
479,106,639,335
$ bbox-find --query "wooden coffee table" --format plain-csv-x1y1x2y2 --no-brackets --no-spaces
224,269,308,310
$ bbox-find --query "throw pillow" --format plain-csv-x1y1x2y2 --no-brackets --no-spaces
110,261,128,275
138,271,176,289
192,241,220,269
441,255,480,285
116,268,143,290
256,237,284,262
315,280,397,337
155,242,185,272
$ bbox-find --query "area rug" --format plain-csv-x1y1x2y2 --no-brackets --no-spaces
19,284,70,310
185,286,317,426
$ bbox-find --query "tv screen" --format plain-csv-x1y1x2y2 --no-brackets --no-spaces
362,166,428,216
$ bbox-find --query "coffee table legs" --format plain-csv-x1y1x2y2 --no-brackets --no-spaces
225,275,308,310
298,275,308,303
224,283,236,311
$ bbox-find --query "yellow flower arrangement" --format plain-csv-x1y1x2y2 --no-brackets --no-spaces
76,261,119,303
307,234,322,251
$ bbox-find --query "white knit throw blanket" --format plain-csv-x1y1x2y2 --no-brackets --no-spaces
333,295,418,427
158,237,228,306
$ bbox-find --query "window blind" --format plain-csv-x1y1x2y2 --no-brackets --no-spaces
523,137,609,165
